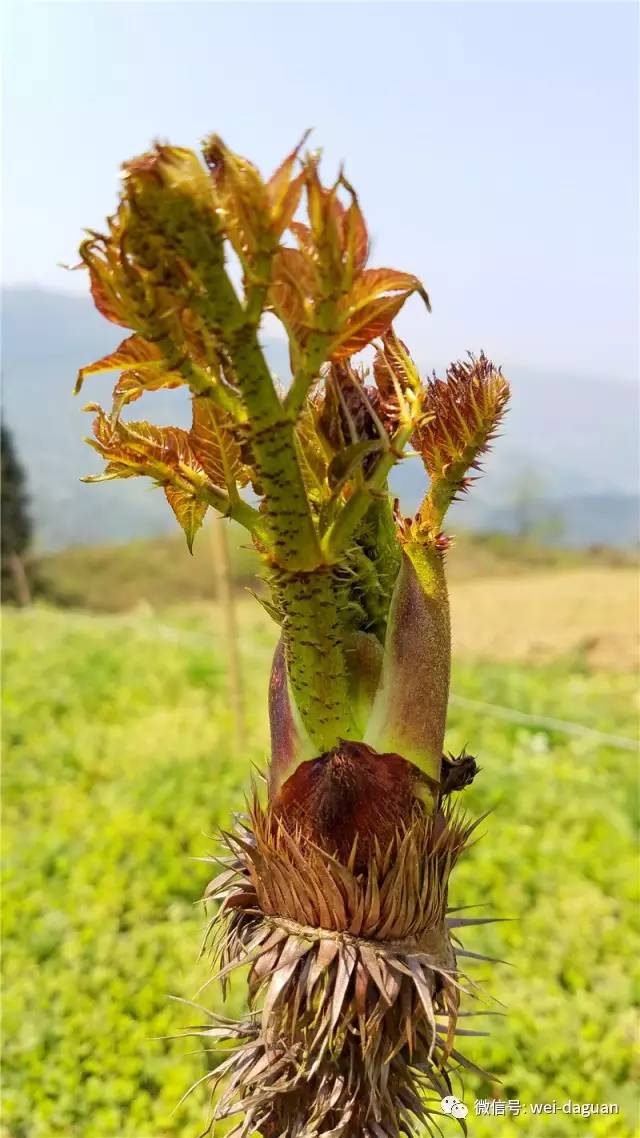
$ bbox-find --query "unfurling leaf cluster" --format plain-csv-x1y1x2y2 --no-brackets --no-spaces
75,138,432,560
75,133,509,755
72,136,515,1138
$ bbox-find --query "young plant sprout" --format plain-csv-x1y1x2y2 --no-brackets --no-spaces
75,134,509,1138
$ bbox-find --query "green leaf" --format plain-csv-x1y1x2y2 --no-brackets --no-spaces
293,393,328,500
164,486,208,552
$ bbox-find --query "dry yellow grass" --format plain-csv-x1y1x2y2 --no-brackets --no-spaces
449,566,639,670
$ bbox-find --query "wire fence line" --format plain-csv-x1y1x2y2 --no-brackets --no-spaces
147,617,639,753
448,694,638,752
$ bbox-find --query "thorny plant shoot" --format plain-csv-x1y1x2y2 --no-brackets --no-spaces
76,133,510,1138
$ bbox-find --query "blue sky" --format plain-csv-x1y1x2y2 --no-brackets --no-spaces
4,1,638,381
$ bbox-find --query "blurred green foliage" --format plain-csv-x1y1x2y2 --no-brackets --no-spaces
34,527,260,613
2,603,638,1137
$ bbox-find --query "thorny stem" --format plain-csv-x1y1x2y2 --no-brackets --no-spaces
184,259,323,572
77,136,507,772
200,485,263,532
320,423,414,561
270,565,360,749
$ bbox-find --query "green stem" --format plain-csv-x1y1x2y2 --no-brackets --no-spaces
418,476,456,534
201,486,263,532
195,255,322,571
320,424,413,562
270,565,359,751
186,361,245,419
284,330,334,420
132,184,321,571
225,322,322,570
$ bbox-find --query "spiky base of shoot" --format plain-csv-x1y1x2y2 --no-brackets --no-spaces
181,797,494,1138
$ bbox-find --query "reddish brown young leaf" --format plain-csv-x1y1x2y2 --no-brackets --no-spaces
79,239,131,329
331,293,410,360
112,369,183,409
290,220,316,257
203,134,271,262
84,407,222,548
267,145,300,210
268,247,317,346
344,268,430,312
88,407,202,481
79,144,225,359
372,329,422,401
274,246,318,298
273,169,306,237
341,195,369,275
304,162,345,283
329,271,429,359
75,334,163,395
370,329,424,430
189,395,248,490
269,280,308,350
268,163,428,369
319,362,383,453
266,131,310,234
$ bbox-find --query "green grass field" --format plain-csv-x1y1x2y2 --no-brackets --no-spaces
2,598,639,1137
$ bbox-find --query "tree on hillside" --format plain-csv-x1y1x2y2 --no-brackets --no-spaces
1,423,33,604
511,466,566,545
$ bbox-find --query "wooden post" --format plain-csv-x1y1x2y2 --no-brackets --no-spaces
210,515,244,753
6,552,32,607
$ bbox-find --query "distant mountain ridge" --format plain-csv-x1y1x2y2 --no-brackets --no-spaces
2,287,638,550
